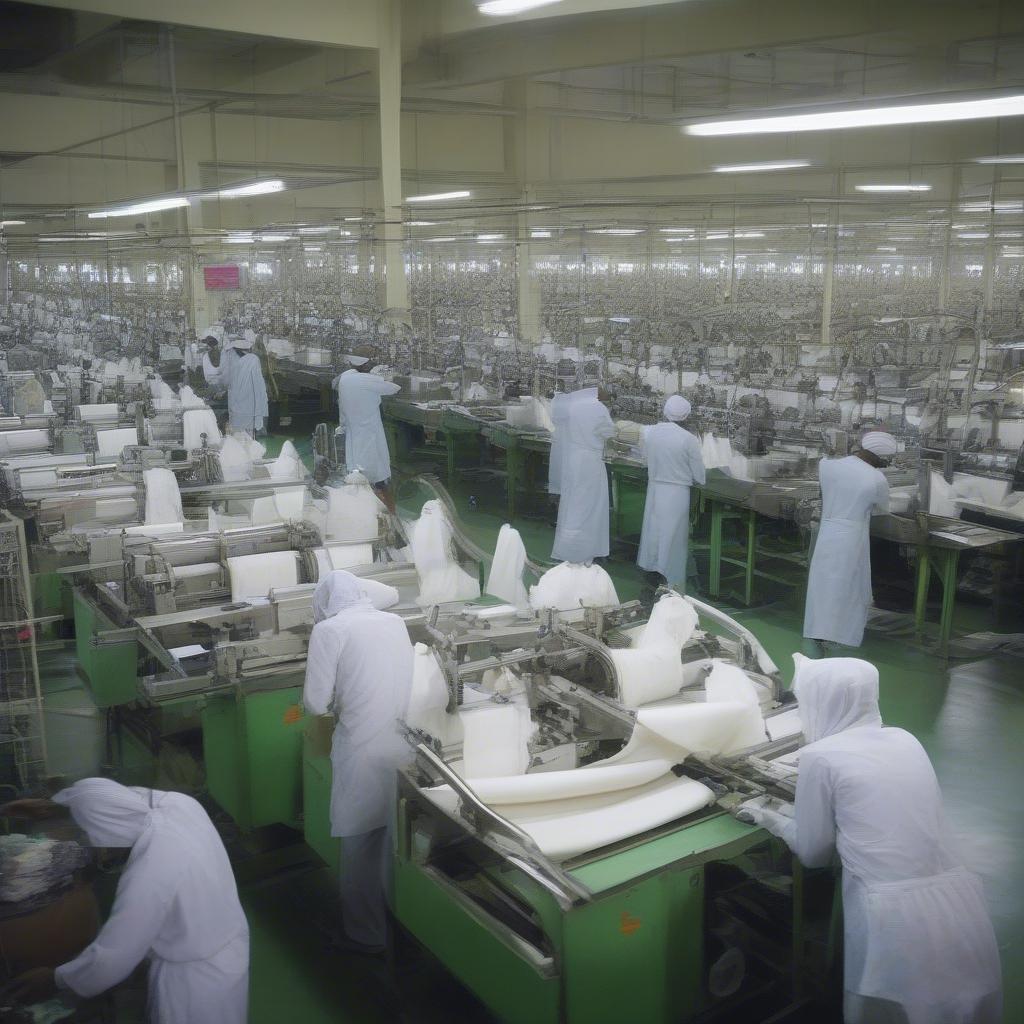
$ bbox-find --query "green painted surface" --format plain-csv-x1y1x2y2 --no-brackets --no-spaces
72,589,138,708
202,686,305,829
32,570,71,620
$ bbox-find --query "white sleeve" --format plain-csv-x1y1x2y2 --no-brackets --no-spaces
596,407,616,441
688,434,706,486
368,376,401,397
303,622,342,715
785,750,837,868
55,837,175,998
873,474,890,515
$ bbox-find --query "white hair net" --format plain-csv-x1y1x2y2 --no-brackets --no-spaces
663,395,692,422
312,569,368,623
792,653,883,744
860,431,898,458
53,777,154,848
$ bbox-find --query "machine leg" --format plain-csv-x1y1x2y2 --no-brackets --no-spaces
446,432,456,486
914,548,931,636
709,501,723,598
938,550,960,655
744,510,756,606
610,469,621,541
506,444,520,520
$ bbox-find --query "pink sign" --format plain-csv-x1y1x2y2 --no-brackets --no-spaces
203,264,241,290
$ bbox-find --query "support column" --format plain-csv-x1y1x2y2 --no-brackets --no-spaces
516,189,542,344
939,166,961,313
820,223,835,348
378,0,408,314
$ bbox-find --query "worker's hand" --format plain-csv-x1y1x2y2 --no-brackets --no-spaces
735,796,794,836
0,797,61,820
6,966,56,1004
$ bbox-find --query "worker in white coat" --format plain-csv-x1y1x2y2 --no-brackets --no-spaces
200,327,225,393
739,656,1001,1024
302,570,414,952
3,778,249,1022
551,387,615,564
336,353,401,511
226,333,269,436
547,390,569,498
637,395,705,589
803,432,895,649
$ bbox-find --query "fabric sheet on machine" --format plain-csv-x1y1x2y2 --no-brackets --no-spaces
485,524,529,608
528,561,619,612
143,468,183,526
96,428,138,459
325,472,384,542
182,409,222,450
77,403,118,424
0,429,50,456
410,500,480,606
227,551,300,602
311,543,375,579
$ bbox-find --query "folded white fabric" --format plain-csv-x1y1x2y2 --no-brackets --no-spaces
411,500,480,606
529,561,619,612
325,472,385,542
485,524,529,607
227,550,300,602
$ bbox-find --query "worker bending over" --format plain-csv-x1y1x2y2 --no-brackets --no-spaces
551,386,615,565
225,331,268,436
3,778,249,1023
302,570,414,953
336,352,401,512
803,431,896,650
637,394,705,592
740,656,1001,1024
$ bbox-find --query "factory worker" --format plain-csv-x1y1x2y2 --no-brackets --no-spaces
303,570,414,953
803,431,895,649
739,657,1001,1024
226,333,269,436
547,390,569,498
336,351,400,511
637,395,705,589
201,330,225,393
2,778,249,1023
551,387,615,564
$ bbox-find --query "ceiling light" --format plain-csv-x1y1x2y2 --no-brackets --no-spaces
41,236,90,242
706,232,729,240
877,246,898,251
734,231,765,238
304,246,323,252
855,184,932,193
426,236,458,242
478,0,563,15
0,220,25,227
663,237,689,243
218,180,285,198
259,234,291,242
406,190,471,203
659,227,693,233
590,228,642,235
477,233,505,240
686,92,1024,136
975,154,1024,164
958,233,989,239
997,231,1023,238
530,230,552,238
408,220,436,226
959,200,1023,213
298,226,332,235
713,160,811,173
88,196,190,219
344,216,363,222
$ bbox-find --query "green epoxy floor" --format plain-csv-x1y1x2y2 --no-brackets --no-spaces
35,433,1024,1023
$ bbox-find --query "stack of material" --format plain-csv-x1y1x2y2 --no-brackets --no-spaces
410,500,480,606
0,834,88,906
529,561,619,612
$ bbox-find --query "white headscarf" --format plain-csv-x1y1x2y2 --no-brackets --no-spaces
53,777,154,848
664,394,692,422
792,653,883,744
228,335,253,351
312,569,370,623
860,431,898,458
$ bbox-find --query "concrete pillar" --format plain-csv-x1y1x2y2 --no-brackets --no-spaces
516,190,542,344
821,223,835,348
377,0,408,314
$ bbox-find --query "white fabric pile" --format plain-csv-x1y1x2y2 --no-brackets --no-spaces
182,409,221,450
485,524,529,608
227,550,300,602
325,471,384,542
269,440,304,481
143,467,184,527
929,470,1022,520
410,500,481,606
217,434,255,482
528,561,619,613
0,833,88,903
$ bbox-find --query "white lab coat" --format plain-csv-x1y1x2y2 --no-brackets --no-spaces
551,389,615,564
52,779,249,1024
219,347,240,391
637,422,705,585
547,392,569,496
803,456,889,647
767,658,1001,1024
302,599,414,837
227,353,268,435
202,353,222,392
337,369,401,485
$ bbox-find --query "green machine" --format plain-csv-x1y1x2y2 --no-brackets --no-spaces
391,594,838,1023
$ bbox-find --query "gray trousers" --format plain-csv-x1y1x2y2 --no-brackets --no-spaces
339,827,388,947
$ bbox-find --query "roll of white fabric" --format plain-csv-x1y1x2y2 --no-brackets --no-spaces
404,643,461,745
469,759,672,805
77,403,118,424
0,429,50,455
227,551,300,602
96,428,139,459
143,468,183,526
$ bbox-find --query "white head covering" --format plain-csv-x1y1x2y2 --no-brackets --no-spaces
792,653,883,744
53,777,153,847
228,335,253,350
312,569,370,623
243,328,257,347
860,431,898,458
664,394,692,422
200,325,224,344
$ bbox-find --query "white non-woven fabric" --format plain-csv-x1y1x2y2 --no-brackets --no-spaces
803,455,889,647
469,759,672,805
250,486,306,525
216,434,253,482
325,472,384,542
96,428,138,459
77,403,118,424
528,561,619,612
336,369,401,484
460,702,535,778
143,468,183,526
269,440,304,481
122,522,185,537
52,779,248,1024
0,428,49,455
182,409,222,450
227,551,300,602
312,543,375,579
404,643,461,745
411,500,480,606
704,660,768,749
485,524,529,607
764,656,1001,1024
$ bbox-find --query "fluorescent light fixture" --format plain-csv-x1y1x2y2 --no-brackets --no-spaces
855,184,932,193
734,231,765,238
997,231,1023,238
218,180,285,198
530,230,552,238
706,232,729,240
407,220,436,226
975,154,1024,164
686,93,1024,136
225,234,254,244
344,216,363,222
41,236,89,242
426,236,457,242
304,246,323,252
590,228,642,235
0,220,25,227
259,234,291,242
477,233,505,240
88,196,189,219
713,159,811,173
958,233,989,239
478,0,563,15
298,226,332,235
877,246,898,251
659,227,693,233
889,236,916,241
960,200,1023,213
663,237,689,243
406,190,471,203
